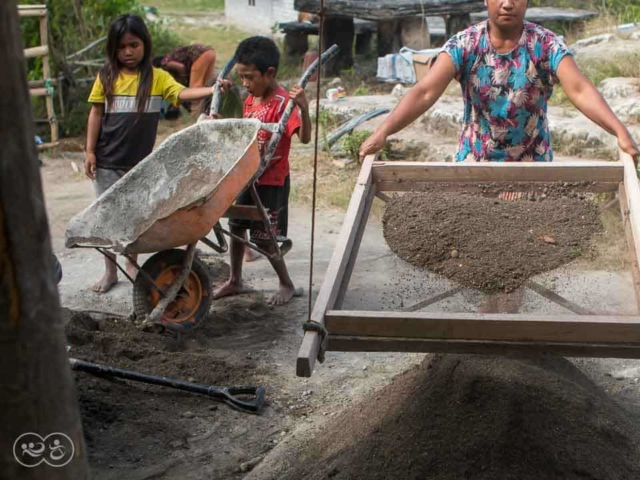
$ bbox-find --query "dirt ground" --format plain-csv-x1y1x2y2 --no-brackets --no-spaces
41,110,640,480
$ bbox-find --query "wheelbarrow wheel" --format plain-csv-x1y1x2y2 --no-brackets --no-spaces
133,249,212,331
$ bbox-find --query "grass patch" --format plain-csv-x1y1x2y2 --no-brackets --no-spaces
143,0,224,13
173,25,249,68
550,53,640,107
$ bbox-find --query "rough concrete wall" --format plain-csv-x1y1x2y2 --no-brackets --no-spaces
65,119,262,252
272,0,298,23
225,0,278,34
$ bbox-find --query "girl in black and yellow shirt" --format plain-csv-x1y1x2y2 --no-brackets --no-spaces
85,14,214,294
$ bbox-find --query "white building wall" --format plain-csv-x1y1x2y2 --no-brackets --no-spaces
225,0,298,34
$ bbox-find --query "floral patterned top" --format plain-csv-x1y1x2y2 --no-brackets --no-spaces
443,21,572,162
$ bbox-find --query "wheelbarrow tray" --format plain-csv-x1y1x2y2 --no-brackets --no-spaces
65,118,261,254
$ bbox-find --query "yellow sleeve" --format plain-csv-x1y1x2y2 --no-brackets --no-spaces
88,76,105,103
156,68,185,107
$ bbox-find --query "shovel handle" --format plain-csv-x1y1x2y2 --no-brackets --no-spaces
214,385,266,414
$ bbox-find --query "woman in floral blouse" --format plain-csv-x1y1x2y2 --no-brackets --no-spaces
360,0,638,164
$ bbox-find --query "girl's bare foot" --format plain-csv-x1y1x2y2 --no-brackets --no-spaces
213,279,247,299
92,272,118,293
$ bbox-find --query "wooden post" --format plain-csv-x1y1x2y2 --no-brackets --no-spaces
0,2,88,478
377,19,401,56
297,155,376,377
38,10,58,146
355,30,373,55
283,31,309,65
401,16,431,50
322,15,355,75
446,13,472,37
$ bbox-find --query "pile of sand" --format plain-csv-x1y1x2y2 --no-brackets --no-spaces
247,354,640,480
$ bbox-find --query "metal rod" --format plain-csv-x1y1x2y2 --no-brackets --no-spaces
218,226,279,260
123,253,166,298
96,247,135,284
146,244,197,325
249,184,282,256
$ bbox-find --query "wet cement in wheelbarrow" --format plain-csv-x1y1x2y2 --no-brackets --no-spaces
383,191,602,292
248,354,640,480
64,259,294,475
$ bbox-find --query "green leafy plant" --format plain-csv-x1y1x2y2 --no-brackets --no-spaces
341,130,391,162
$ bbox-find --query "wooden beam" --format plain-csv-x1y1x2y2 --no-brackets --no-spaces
372,161,624,184
23,45,48,59
325,310,640,344
36,141,59,150
29,87,49,97
620,149,640,311
297,154,376,377
328,335,640,358
294,0,487,19
17,5,47,17
376,180,620,193
620,183,640,312
334,180,375,309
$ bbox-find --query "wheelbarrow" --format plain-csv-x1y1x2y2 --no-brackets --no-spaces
65,45,339,332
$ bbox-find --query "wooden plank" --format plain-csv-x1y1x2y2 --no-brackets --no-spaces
38,14,57,143
294,0,487,19
372,161,624,184
328,336,640,358
325,310,640,344
29,87,49,97
296,154,376,377
376,180,620,193
28,78,58,88
334,183,375,308
17,6,47,17
37,141,59,150
620,183,640,311
23,45,48,58
620,153,640,312
471,7,598,24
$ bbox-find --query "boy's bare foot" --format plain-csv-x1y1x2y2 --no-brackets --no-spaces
92,273,118,294
213,279,247,299
244,247,260,263
268,286,303,306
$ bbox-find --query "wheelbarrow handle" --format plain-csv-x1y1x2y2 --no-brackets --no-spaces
209,57,237,117
261,44,340,172
209,385,266,414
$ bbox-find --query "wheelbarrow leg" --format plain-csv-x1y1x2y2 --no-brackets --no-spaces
142,243,197,330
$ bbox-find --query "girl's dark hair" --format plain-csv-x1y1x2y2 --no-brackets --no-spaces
100,14,153,115
234,36,280,74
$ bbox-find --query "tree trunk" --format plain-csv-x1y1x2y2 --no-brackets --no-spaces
401,16,431,50
322,16,355,76
0,2,89,478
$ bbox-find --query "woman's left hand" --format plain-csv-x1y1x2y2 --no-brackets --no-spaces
619,132,640,166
